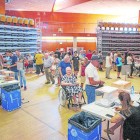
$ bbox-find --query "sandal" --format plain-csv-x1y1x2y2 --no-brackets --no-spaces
104,129,114,135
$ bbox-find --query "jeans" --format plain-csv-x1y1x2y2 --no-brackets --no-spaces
19,70,26,87
15,72,18,80
85,85,96,104
36,64,44,74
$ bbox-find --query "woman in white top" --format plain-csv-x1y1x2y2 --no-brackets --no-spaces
105,52,112,79
127,53,133,78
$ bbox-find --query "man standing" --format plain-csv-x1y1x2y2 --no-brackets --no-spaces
59,55,72,78
124,49,130,65
113,50,118,71
7,51,18,80
86,50,92,60
55,48,61,59
72,51,80,77
98,51,103,71
85,55,105,104
15,51,27,90
44,53,55,84
79,50,84,61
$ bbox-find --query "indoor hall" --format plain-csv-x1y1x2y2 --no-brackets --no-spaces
0,0,140,140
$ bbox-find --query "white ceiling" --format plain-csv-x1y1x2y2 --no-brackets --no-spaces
5,0,140,16
5,0,55,11
57,0,140,16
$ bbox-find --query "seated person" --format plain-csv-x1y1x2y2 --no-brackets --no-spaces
61,67,83,104
104,90,140,140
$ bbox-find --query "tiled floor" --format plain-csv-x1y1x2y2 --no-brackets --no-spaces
0,70,140,140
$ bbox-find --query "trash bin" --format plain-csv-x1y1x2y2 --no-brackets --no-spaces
1,85,21,111
68,111,102,140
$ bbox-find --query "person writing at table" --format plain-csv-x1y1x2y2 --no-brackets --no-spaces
104,91,140,140
85,55,105,104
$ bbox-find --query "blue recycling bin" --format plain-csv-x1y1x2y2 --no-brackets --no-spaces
1,85,21,112
68,111,102,140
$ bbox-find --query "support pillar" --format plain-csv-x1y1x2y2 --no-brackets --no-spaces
0,0,5,15
73,37,77,52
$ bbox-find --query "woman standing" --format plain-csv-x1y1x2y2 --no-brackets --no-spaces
53,54,60,86
35,51,44,76
25,57,29,74
116,53,122,79
28,54,33,73
105,52,112,79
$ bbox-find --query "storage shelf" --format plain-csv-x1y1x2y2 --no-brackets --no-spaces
0,41,38,44
102,42,140,45
0,30,38,34
102,38,140,41
0,25,42,54
0,36,41,39
0,25,38,30
0,47,40,49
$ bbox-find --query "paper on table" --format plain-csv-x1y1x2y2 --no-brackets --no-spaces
8,80,18,83
96,86,118,93
85,104,105,112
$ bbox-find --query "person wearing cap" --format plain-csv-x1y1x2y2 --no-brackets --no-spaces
35,51,44,76
85,55,105,104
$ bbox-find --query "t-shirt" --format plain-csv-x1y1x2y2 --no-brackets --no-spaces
98,54,103,62
85,63,100,86
117,57,122,66
114,53,118,62
28,56,33,65
44,56,53,68
5,56,11,65
79,54,84,60
10,55,18,72
72,56,79,65
59,61,72,76
35,54,44,65
55,51,61,59
86,53,92,60
81,65,86,76
127,56,132,65
18,55,25,69
125,52,128,60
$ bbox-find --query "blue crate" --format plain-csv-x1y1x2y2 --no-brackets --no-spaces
68,123,101,140
0,33,5,36
1,88,21,112
11,34,18,36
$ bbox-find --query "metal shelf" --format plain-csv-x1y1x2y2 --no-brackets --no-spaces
0,47,40,49
0,30,38,34
0,25,38,30
102,38,140,41
102,42,140,45
0,36,41,39
0,41,38,44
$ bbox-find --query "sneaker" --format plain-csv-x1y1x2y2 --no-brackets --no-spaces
52,82,55,84
117,77,121,79
45,82,50,84
107,77,112,79
21,86,23,88
24,86,27,90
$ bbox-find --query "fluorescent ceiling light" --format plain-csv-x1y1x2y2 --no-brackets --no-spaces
16,9,26,11
55,0,69,4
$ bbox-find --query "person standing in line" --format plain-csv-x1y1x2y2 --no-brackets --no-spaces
71,51,80,77
4,52,11,69
35,51,44,76
127,53,133,78
105,53,112,79
79,50,84,61
85,55,105,104
0,54,4,69
116,53,123,79
110,50,114,62
28,53,33,73
25,57,29,74
113,51,118,71
7,51,18,80
15,51,27,90
83,50,87,57
55,48,61,59
98,51,104,71
44,53,55,84
86,50,92,60
53,54,61,86
124,49,130,65
80,61,86,88
59,56,72,78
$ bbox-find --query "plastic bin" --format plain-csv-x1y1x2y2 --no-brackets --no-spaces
11,34,18,37
1,85,21,112
68,111,102,140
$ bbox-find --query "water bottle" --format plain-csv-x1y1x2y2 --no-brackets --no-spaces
131,86,134,95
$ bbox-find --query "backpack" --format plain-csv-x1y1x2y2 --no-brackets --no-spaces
115,58,119,65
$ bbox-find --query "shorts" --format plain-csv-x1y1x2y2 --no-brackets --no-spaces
74,66,79,71
28,64,33,68
81,76,85,83
25,65,28,69
99,62,103,65
117,66,121,72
